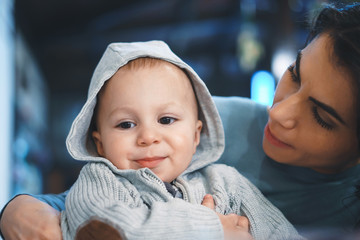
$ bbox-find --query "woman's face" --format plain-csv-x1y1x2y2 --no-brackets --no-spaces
263,34,359,174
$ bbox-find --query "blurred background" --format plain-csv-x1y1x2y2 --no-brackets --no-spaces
1,0,357,207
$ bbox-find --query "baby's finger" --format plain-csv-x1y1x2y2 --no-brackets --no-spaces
236,216,250,232
201,194,215,210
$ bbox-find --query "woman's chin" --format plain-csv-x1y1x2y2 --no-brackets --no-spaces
263,139,297,165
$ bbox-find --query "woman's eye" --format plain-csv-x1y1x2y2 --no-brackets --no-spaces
312,106,334,131
159,117,176,125
117,121,136,129
287,65,300,83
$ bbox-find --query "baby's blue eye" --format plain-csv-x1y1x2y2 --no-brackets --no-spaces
118,122,136,129
159,117,176,125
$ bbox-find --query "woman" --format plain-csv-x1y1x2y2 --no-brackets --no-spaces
1,2,360,239
217,2,360,235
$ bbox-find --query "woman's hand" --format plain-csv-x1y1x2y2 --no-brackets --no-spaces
0,195,62,240
202,194,253,240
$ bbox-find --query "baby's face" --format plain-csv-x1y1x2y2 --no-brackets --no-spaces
92,60,202,182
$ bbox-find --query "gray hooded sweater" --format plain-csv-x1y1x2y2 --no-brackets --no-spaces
61,41,302,240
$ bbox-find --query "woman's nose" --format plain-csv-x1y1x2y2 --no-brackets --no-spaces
269,94,301,129
136,125,160,146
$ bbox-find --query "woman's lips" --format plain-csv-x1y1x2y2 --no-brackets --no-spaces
135,157,166,168
264,124,292,148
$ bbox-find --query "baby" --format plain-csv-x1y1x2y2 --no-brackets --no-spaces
61,40,302,240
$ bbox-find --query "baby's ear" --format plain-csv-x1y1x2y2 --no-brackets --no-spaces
195,120,203,147
92,131,105,157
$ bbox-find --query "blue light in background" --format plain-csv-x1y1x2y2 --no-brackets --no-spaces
0,0,14,208
250,70,275,106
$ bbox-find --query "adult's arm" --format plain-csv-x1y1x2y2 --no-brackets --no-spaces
0,190,68,239
0,195,62,240
0,192,248,240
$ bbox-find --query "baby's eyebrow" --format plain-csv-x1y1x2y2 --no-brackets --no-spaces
308,96,346,125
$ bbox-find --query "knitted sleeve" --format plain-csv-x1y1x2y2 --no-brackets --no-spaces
61,163,224,240
211,165,305,240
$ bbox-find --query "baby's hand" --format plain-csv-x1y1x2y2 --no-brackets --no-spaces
201,194,253,240
201,194,216,210
217,213,253,240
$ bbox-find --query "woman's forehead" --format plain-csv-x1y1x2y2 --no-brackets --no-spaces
302,35,357,126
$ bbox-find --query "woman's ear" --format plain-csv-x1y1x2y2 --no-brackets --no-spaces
92,131,105,157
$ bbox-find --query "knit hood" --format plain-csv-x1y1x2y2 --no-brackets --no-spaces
66,40,224,175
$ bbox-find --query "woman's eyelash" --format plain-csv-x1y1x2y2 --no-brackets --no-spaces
312,106,334,130
287,65,299,83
